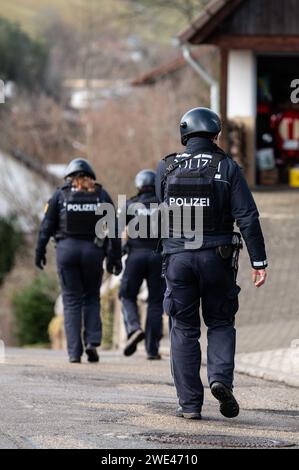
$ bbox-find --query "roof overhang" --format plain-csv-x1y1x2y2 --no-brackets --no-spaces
131,47,214,86
178,0,243,45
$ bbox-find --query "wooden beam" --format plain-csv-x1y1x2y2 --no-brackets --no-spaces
220,48,229,152
209,34,299,51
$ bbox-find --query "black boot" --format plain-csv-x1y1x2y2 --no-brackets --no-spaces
211,382,239,418
147,353,162,360
123,329,145,357
69,357,81,364
85,345,99,363
176,406,202,420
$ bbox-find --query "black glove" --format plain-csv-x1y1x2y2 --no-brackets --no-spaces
106,258,122,276
113,259,123,276
35,252,47,270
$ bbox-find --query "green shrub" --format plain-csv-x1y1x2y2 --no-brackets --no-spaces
0,216,22,286
12,275,58,346
0,16,48,90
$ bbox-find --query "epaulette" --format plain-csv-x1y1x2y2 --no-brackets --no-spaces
163,152,178,162
60,183,71,191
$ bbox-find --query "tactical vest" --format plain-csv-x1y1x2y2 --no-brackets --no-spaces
163,150,231,242
59,184,103,237
127,193,160,249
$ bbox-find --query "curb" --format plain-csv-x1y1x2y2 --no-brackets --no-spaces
202,349,299,388
235,349,299,388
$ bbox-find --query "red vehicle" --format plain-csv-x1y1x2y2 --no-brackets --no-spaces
271,110,299,163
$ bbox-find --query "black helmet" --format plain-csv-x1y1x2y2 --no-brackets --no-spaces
64,158,96,180
135,169,156,190
180,107,222,145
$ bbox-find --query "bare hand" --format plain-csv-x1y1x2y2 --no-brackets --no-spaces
252,269,267,288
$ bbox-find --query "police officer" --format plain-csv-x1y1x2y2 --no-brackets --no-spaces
35,158,122,363
119,170,165,359
156,108,267,419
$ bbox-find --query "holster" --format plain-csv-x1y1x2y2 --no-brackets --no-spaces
216,232,243,280
231,233,243,280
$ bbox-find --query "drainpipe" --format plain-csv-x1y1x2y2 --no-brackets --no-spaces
181,44,220,115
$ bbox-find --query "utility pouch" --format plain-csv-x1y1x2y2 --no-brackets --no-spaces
216,245,234,260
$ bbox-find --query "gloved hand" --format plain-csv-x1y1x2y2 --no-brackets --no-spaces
113,259,123,276
106,258,122,276
35,252,47,270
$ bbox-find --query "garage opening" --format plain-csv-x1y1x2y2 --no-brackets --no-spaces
256,54,299,186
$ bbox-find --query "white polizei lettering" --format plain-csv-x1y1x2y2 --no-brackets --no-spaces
67,203,99,212
175,153,213,170
169,198,210,207
200,198,210,207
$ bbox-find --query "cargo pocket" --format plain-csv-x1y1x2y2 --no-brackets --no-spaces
221,285,241,318
163,288,176,316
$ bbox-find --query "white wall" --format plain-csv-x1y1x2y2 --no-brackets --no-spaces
0,151,54,231
227,50,256,118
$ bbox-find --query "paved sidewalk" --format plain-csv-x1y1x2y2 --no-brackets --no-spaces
236,348,299,388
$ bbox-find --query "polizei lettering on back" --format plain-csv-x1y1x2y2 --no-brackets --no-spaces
169,197,210,207
67,203,101,212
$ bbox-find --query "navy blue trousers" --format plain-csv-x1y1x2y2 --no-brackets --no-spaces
164,249,240,413
56,238,105,359
120,249,166,356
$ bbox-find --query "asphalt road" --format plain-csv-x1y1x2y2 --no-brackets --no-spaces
0,348,298,449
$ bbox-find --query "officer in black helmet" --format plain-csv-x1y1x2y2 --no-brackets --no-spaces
156,108,268,420
119,169,165,360
35,158,122,363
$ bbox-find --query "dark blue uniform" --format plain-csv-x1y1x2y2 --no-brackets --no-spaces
119,191,165,357
36,183,121,360
156,137,267,414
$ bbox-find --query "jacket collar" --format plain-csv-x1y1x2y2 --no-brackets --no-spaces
185,137,218,155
